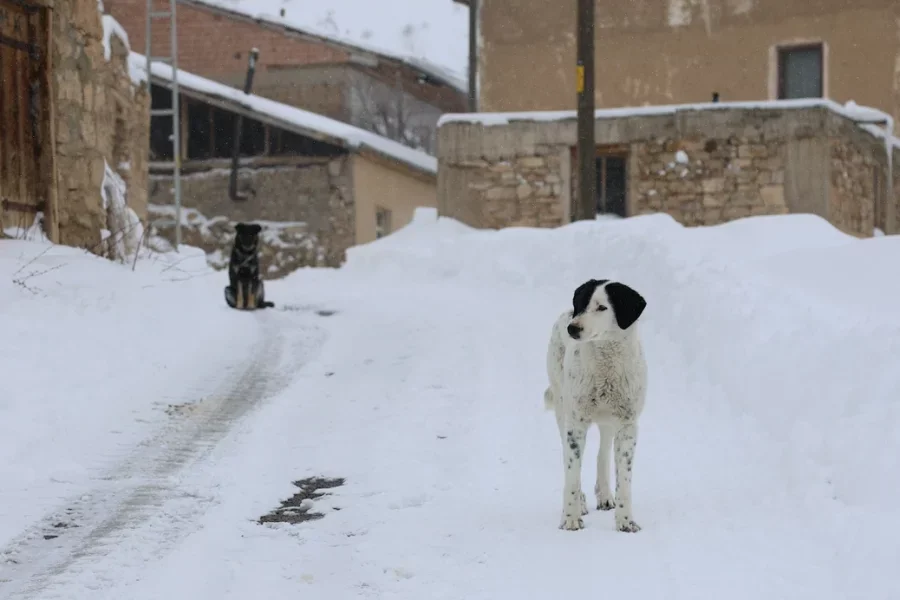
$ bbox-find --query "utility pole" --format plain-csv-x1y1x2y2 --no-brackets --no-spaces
467,0,478,112
575,0,596,221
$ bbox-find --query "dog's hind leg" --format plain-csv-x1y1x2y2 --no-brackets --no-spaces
256,280,275,309
224,286,238,309
613,423,641,532
595,424,615,511
559,420,589,531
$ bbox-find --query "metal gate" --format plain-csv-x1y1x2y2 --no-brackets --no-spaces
0,0,47,234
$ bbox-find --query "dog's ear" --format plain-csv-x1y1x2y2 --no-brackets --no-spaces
605,282,646,330
234,223,247,234
249,223,262,235
572,279,608,316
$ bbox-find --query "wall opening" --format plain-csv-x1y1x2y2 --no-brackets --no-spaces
595,147,628,217
375,206,392,238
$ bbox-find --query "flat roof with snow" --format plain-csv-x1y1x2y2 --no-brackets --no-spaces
438,98,894,129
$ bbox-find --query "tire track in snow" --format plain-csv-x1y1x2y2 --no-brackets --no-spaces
0,310,325,598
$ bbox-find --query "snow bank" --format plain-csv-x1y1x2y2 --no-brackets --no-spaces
345,212,900,515
0,237,250,548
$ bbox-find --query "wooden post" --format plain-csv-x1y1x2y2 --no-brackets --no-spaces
39,3,59,242
575,0,596,221
467,0,478,112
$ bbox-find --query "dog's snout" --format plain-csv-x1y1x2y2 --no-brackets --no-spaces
567,323,582,339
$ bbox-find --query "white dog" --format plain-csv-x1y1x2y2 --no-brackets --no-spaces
544,279,648,532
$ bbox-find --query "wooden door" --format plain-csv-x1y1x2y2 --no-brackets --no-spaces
0,0,46,234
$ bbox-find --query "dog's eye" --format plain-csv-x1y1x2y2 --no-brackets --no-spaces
596,305,608,312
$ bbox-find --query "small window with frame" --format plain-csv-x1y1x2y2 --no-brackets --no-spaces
777,43,824,100
375,206,392,239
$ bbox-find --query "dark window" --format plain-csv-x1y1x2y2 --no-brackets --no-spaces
187,100,212,160
268,128,345,157
595,154,628,217
149,83,174,160
778,44,824,99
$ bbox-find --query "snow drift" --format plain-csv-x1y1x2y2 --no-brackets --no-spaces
346,209,900,518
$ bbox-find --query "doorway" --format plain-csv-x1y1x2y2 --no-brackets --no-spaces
595,148,628,217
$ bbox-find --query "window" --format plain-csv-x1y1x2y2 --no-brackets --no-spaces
149,83,174,160
375,207,392,239
595,150,628,217
777,43,824,99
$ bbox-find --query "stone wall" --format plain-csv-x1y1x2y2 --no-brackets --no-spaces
438,105,892,237
53,0,149,250
149,155,355,268
454,150,568,229
829,138,877,237
629,137,789,227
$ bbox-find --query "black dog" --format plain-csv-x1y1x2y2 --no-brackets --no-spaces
224,222,274,310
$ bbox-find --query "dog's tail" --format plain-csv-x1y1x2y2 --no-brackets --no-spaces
259,300,275,309
543,387,556,411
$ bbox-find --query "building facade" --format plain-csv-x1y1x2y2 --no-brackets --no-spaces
437,101,898,237
146,62,438,273
0,0,148,250
463,0,900,128
104,0,467,154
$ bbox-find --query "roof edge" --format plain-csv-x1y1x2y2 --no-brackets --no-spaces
180,0,467,93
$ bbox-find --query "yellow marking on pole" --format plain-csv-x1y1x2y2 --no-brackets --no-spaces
576,65,585,94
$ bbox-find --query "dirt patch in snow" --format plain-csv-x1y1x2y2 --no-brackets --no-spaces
258,477,345,525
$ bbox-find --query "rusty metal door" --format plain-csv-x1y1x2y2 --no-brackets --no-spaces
0,0,45,233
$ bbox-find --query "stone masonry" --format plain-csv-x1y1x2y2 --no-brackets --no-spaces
53,0,149,250
629,137,789,227
149,155,355,269
459,150,567,229
437,104,899,237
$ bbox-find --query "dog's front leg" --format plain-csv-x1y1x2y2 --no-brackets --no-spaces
595,424,615,511
614,423,641,532
559,421,588,531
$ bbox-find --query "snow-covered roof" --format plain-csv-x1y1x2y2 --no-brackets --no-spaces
182,0,468,93
438,98,894,129
129,52,437,177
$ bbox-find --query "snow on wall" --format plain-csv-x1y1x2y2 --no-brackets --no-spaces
100,14,130,62
130,52,437,175
101,160,144,263
191,0,469,91
437,98,900,150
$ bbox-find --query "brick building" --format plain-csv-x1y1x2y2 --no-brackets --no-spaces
104,0,467,154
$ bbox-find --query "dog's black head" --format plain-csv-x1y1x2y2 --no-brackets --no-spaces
567,279,646,341
233,222,262,252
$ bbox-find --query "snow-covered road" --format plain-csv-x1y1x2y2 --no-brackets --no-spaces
3,211,900,599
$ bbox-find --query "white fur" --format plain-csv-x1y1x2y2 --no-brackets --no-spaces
544,281,648,532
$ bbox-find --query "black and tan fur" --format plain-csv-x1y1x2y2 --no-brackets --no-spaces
224,222,274,310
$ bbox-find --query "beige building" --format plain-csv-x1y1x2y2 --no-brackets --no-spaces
0,0,148,250
437,101,898,237
146,60,437,273
460,0,900,126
